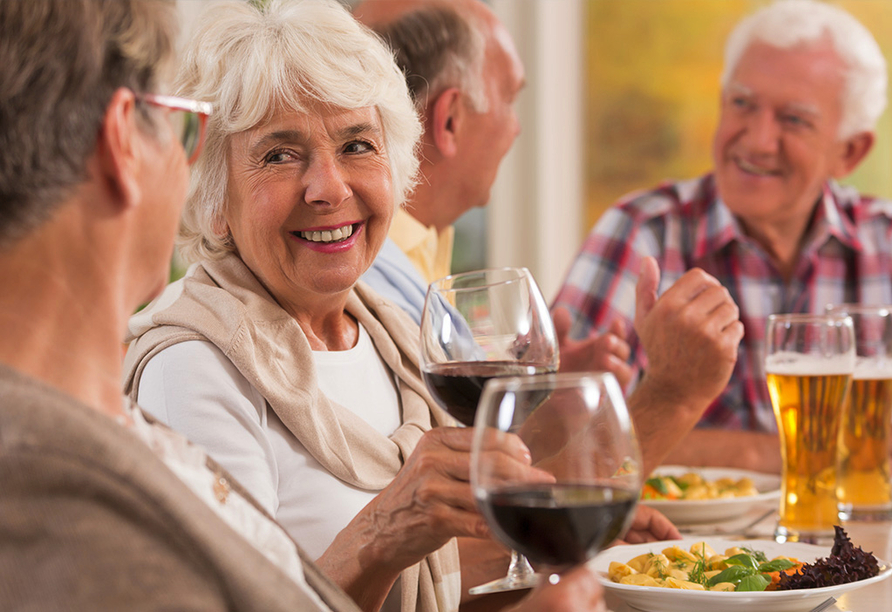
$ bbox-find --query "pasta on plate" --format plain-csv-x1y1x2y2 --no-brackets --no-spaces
607,541,801,592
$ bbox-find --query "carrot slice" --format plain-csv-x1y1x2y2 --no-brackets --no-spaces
765,562,805,591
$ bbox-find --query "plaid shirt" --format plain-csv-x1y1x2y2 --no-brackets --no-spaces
553,173,892,432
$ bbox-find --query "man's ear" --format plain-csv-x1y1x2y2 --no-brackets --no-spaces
832,131,875,179
428,87,465,158
96,87,142,210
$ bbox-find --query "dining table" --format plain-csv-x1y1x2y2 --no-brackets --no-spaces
603,499,892,612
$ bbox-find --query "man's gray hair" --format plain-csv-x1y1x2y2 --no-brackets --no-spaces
722,0,887,139
370,3,488,113
175,0,422,263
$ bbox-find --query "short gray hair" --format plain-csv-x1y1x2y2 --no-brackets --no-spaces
175,0,422,263
721,0,887,139
0,0,177,249
370,3,488,113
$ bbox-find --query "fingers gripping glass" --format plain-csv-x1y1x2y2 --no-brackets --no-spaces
138,93,212,164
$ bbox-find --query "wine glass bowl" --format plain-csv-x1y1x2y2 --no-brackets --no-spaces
471,372,642,573
420,267,559,426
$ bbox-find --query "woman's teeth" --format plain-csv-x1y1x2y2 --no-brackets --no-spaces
299,225,354,243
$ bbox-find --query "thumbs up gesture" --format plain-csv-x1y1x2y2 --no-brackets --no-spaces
633,256,743,419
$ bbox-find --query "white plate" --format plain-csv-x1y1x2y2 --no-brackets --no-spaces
594,538,892,612
640,466,781,524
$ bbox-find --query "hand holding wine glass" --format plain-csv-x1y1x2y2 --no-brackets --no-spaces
471,372,642,575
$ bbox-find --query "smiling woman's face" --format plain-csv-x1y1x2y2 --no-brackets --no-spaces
223,105,394,315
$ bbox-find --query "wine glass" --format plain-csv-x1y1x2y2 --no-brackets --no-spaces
419,267,559,593
420,267,559,427
471,372,642,584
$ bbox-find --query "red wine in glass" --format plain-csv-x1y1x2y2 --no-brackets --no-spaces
422,361,556,426
478,483,637,568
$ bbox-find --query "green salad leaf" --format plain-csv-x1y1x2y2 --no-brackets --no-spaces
645,477,669,495
707,565,753,586
741,547,769,563
736,574,771,592
669,475,689,490
724,554,759,569
759,559,797,573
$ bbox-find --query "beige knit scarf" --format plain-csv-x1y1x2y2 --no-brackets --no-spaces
123,253,460,612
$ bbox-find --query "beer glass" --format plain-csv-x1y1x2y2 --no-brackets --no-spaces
826,304,892,521
765,313,855,543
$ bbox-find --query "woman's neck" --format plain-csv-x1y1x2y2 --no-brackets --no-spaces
268,281,359,351
292,307,360,352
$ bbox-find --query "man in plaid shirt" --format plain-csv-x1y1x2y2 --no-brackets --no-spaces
554,0,890,472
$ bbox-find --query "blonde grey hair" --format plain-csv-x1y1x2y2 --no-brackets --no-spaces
721,0,887,139
370,3,489,114
175,0,422,263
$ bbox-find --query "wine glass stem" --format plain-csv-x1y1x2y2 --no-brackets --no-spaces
506,551,536,583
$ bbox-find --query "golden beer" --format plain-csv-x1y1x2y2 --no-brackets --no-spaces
766,369,851,536
837,374,892,515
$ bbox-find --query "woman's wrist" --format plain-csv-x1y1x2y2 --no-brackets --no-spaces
315,500,408,610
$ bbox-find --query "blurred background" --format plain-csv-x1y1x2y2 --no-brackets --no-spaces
176,0,892,301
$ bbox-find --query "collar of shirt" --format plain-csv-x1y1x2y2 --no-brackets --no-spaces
694,177,862,262
388,207,455,285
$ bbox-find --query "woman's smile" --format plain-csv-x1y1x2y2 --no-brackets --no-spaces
290,221,364,253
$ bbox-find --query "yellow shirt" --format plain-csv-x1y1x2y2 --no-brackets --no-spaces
388,207,454,285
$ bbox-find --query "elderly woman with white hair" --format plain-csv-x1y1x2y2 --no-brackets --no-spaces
123,1,675,611
119,1,615,611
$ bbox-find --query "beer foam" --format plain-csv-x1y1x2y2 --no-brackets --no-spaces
765,351,855,376
854,357,892,380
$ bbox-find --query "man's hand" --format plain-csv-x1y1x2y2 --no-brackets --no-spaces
553,307,634,390
634,256,743,410
615,504,681,545
629,257,744,473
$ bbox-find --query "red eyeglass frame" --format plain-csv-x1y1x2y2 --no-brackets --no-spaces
138,93,213,164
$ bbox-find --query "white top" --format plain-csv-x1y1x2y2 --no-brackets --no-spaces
137,324,403,611
123,399,331,610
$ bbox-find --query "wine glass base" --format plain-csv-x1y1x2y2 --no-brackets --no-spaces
467,572,541,595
